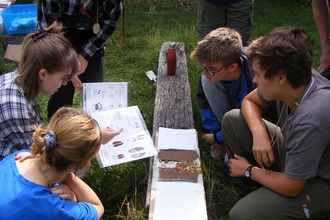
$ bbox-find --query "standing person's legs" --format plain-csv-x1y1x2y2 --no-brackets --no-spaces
196,0,225,41
47,49,104,120
222,109,286,197
47,82,75,120
229,177,330,220
226,0,254,46
79,49,104,83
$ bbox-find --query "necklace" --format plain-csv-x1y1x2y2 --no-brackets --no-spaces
270,78,314,146
34,158,52,188
92,0,100,34
270,102,299,147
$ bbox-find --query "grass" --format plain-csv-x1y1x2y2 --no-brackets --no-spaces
0,0,321,219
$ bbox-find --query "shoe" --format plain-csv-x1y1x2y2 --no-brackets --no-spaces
210,143,226,159
223,153,229,168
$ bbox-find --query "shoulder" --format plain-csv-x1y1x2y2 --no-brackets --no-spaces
0,72,28,109
0,71,18,88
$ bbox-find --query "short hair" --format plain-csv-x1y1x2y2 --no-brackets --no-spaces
30,107,102,173
246,27,313,89
190,27,242,68
15,21,79,100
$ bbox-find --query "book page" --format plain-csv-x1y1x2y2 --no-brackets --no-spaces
82,82,129,114
91,106,157,168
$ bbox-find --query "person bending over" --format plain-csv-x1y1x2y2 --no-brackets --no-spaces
0,107,116,220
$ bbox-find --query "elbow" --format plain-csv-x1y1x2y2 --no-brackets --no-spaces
280,182,305,197
283,189,301,197
97,203,105,220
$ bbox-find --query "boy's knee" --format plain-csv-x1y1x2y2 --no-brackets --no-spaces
222,109,241,128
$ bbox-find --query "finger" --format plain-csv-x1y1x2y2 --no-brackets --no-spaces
58,193,70,200
261,154,271,168
234,154,242,159
116,128,123,134
268,151,275,165
256,154,264,169
214,148,221,158
19,155,28,162
319,67,324,74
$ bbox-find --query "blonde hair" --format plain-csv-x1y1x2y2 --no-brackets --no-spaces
30,107,102,173
191,27,242,68
15,21,79,100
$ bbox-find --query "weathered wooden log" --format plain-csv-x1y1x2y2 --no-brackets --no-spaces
146,41,195,206
152,41,194,138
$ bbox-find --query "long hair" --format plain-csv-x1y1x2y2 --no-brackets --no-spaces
15,21,79,100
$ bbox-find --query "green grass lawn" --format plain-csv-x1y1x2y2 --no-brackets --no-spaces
0,0,321,219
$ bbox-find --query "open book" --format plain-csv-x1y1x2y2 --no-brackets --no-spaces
91,106,157,168
83,82,155,167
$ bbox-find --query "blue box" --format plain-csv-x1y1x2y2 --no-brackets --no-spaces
2,4,37,35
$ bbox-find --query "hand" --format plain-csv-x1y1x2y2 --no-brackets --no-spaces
15,152,33,162
78,55,88,75
252,131,275,168
51,184,77,202
318,53,330,74
71,74,83,91
229,154,251,177
213,143,226,158
201,133,215,145
101,127,123,145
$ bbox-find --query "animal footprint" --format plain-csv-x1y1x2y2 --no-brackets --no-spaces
130,152,146,158
113,141,123,147
117,154,125,159
128,147,144,153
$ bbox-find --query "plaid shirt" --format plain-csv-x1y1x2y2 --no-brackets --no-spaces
0,70,42,161
37,0,122,61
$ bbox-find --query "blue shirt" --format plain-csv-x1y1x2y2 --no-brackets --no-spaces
0,150,98,220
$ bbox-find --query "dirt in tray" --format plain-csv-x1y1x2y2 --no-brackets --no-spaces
158,149,198,161
159,161,200,183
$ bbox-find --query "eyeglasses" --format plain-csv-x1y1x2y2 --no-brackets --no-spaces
198,63,224,76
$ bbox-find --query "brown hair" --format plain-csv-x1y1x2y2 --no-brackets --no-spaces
246,27,313,89
191,27,242,68
15,21,79,100
30,107,102,173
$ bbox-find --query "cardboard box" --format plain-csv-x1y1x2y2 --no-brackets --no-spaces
4,43,22,62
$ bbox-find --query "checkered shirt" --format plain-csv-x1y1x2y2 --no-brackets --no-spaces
0,70,42,161
36,0,122,61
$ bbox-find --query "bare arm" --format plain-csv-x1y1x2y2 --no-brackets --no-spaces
229,154,306,196
64,173,104,220
313,0,330,73
241,89,275,168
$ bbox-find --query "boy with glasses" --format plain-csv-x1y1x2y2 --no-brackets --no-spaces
191,27,276,159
